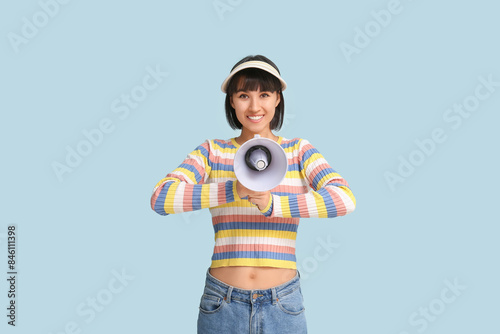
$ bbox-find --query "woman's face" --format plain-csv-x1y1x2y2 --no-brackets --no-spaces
230,88,281,134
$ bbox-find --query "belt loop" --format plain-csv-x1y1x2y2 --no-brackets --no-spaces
226,286,233,304
271,287,277,305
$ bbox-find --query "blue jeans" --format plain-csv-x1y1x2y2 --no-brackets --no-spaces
197,267,307,334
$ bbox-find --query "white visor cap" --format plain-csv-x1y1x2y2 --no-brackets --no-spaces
221,60,287,93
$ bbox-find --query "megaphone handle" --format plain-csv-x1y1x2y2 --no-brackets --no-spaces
236,180,271,211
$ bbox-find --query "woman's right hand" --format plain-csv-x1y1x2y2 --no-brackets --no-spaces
236,180,251,199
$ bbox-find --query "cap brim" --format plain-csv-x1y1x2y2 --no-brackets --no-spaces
221,60,287,93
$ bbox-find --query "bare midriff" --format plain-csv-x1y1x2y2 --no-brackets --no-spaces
209,266,297,290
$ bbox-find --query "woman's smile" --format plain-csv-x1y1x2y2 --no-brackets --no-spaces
247,115,264,122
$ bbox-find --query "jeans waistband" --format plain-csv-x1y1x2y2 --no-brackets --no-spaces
204,267,301,305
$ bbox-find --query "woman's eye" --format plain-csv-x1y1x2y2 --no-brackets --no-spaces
261,93,269,98
238,94,248,98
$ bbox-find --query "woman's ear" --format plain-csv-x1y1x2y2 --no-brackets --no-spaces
230,95,235,109
275,91,281,107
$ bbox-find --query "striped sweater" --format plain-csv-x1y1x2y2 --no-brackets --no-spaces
150,136,356,269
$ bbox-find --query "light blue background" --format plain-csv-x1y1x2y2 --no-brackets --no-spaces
1,0,499,333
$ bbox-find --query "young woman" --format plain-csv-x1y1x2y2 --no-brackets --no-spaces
150,55,356,333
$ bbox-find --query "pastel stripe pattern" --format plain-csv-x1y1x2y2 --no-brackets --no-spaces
151,137,356,269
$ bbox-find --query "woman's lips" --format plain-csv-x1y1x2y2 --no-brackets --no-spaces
247,115,264,123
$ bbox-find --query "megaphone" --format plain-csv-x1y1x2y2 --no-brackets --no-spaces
234,135,288,192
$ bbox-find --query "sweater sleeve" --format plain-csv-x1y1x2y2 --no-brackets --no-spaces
150,140,240,216
263,139,356,218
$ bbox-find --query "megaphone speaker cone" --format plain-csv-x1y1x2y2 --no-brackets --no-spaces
245,145,272,171
234,135,288,192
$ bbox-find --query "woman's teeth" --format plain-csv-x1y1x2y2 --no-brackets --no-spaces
248,115,263,120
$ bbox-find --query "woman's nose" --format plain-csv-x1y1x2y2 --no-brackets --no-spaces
249,98,260,111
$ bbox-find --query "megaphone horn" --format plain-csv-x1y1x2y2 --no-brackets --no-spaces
245,145,272,171
234,135,288,192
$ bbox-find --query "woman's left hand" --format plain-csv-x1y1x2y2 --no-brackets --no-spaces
247,191,271,211
237,180,270,211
